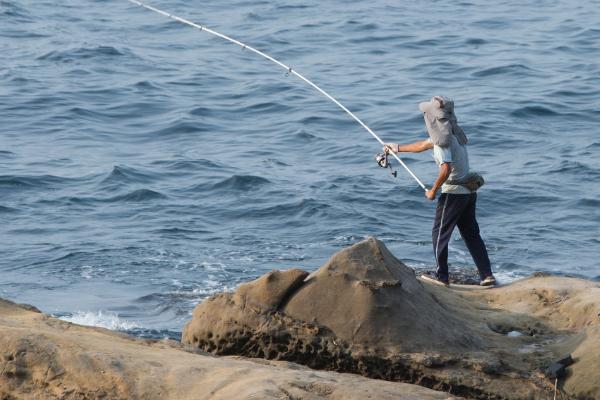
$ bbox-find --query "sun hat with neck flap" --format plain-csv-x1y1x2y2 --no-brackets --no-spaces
419,96,468,147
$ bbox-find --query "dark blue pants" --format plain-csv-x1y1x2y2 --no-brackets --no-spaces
432,193,492,281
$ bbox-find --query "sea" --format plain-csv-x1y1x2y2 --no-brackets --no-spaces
1,0,599,339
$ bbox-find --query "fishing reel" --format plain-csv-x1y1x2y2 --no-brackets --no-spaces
375,151,397,177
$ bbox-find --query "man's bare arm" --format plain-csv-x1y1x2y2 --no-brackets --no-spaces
384,140,432,153
425,162,452,200
431,162,451,193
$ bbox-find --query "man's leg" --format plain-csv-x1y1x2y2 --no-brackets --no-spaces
432,193,470,281
456,193,493,280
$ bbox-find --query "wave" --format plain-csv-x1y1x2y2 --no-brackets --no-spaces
210,175,271,191
573,198,600,208
548,160,599,176
133,80,160,90
152,159,229,172
585,142,600,149
59,311,140,331
150,121,220,137
464,38,487,46
262,158,290,167
344,20,379,31
243,198,330,219
471,18,509,29
510,105,559,118
67,106,106,121
275,4,311,10
1,1,33,22
472,64,535,78
571,28,600,40
134,283,240,309
16,251,93,271
550,88,600,98
153,227,211,236
101,166,157,186
350,34,409,45
299,115,354,129
124,327,181,341
245,101,290,113
0,174,70,190
189,106,216,117
104,189,167,203
292,129,324,142
37,46,130,63
0,205,18,213
58,188,168,205
0,29,47,39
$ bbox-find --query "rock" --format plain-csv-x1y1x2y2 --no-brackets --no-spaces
182,238,482,363
544,362,566,379
555,354,574,367
281,238,481,353
16,303,41,313
233,268,308,312
182,237,600,400
0,297,460,400
482,276,600,399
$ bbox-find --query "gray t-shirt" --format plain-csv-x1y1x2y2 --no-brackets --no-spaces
428,136,471,194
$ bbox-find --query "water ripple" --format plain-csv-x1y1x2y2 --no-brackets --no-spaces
1,0,599,336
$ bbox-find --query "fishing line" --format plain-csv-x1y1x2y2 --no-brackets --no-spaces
127,0,427,191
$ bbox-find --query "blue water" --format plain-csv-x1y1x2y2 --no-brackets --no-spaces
1,0,599,335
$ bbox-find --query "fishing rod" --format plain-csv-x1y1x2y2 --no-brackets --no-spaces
127,0,428,191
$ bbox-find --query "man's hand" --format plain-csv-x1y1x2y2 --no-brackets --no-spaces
425,188,436,201
383,143,396,154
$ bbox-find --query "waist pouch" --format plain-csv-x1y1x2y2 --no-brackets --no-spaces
446,172,485,192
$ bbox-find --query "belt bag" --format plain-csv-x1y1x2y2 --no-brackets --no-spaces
446,172,485,192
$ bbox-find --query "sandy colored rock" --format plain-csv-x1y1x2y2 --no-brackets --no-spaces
233,268,309,312
0,298,458,400
183,237,600,400
474,276,600,399
283,238,480,352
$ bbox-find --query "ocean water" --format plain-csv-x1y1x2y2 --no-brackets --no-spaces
1,0,599,337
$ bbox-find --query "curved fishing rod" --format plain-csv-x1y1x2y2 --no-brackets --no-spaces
127,0,427,191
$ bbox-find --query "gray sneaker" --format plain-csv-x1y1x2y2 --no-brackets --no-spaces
480,276,497,286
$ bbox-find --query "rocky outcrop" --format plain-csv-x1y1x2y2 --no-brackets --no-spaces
281,239,480,353
479,276,600,399
182,237,600,400
0,297,459,400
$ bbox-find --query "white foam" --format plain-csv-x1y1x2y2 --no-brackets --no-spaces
60,311,140,331
80,265,94,279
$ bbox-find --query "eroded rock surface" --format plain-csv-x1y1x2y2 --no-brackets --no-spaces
0,298,459,400
183,237,600,400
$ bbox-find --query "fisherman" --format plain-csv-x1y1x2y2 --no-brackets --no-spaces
384,96,496,287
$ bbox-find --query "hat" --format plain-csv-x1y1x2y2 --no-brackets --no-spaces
419,96,468,147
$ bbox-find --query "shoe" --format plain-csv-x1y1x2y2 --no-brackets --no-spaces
480,276,497,286
420,274,450,287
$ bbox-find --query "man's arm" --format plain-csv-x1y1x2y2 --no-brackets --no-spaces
384,140,432,153
425,162,451,200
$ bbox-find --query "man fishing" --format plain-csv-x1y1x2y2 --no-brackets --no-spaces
131,2,495,287
384,96,496,287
